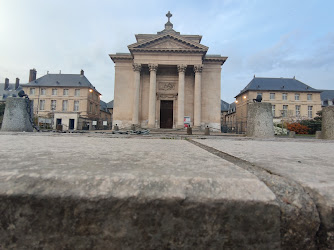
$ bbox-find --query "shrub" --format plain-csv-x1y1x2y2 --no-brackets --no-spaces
274,126,288,135
299,119,321,134
287,123,309,134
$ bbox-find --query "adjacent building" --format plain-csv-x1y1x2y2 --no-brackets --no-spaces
228,76,322,132
22,69,105,130
109,12,227,130
321,90,334,107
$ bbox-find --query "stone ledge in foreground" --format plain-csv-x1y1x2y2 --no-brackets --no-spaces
0,174,280,249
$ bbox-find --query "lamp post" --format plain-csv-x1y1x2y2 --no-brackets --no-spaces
280,110,284,134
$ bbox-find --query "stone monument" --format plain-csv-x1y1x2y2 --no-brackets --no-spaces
1,97,34,132
321,106,334,140
246,103,274,138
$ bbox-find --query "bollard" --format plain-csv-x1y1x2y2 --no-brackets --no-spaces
289,131,295,138
187,126,192,135
204,126,210,135
315,131,322,139
131,124,136,131
113,124,119,131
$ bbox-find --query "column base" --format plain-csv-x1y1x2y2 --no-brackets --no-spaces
148,124,155,129
176,125,185,129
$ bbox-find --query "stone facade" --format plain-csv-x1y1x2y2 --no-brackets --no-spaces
22,70,110,130
110,12,227,130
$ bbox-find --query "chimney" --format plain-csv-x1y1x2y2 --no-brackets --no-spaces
15,78,20,90
80,69,84,75
29,69,37,82
4,78,9,90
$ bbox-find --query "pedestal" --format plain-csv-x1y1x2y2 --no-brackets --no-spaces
1,97,33,132
246,103,274,138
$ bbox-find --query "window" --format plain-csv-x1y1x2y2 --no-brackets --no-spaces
89,102,93,113
51,100,57,110
272,105,276,117
307,94,312,101
63,89,69,96
270,93,275,100
282,93,287,100
52,89,57,95
308,106,313,118
295,93,300,101
39,100,45,110
74,101,79,111
283,105,288,117
29,88,35,95
75,89,80,96
41,88,46,95
295,105,300,117
62,100,68,111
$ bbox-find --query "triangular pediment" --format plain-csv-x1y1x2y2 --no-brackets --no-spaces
128,33,208,52
144,38,193,49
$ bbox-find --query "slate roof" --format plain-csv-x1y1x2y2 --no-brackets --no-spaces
221,100,229,112
25,74,97,90
0,83,23,101
228,102,236,113
107,100,114,109
320,90,334,101
236,77,320,98
100,100,110,113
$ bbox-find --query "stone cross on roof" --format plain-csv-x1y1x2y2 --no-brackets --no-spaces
164,11,173,30
166,11,172,22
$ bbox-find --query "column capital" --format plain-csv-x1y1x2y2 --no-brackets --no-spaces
177,64,187,73
132,63,142,72
194,65,203,73
148,64,158,72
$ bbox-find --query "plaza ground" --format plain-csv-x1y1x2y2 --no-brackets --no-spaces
0,131,333,249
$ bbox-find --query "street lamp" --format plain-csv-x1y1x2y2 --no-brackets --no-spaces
280,110,284,134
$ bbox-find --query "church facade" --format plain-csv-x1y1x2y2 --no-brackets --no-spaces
109,12,227,130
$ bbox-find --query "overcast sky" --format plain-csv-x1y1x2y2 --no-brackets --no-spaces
0,0,333,103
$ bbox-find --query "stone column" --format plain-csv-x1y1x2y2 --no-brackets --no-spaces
148,64,158,128
132,63,141,125
194,65,203,128
177,65,187,128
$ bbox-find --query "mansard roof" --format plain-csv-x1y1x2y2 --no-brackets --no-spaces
236,77,321,98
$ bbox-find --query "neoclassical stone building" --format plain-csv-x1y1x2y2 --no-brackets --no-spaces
110,12,227,130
